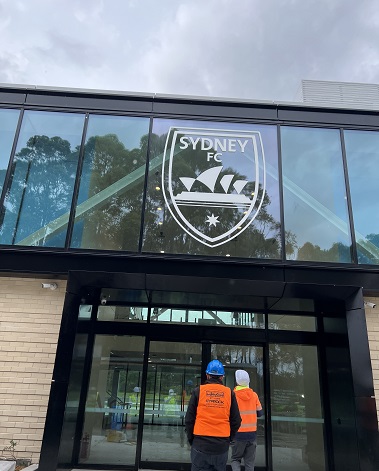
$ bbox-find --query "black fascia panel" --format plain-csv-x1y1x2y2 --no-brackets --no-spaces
25,92,154,113
146,273,285,297
0,91,26,105
152,99,277,121
278,106,379,127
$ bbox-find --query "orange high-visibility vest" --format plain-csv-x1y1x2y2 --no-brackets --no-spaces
234,387,261,432
194,384,232,437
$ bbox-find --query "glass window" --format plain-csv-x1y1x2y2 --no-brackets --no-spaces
344,129,379,264
281,126,352,263
270,344,326,471
150,307,264,328
97,306,148,322
0,110,85,247
0,108,20,195
70,115,150,251
142,119,281,259
268,314,316,331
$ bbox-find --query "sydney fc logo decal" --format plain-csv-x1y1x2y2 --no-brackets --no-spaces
162,126,266,247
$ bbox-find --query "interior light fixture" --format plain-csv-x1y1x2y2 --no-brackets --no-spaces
41,282,58,290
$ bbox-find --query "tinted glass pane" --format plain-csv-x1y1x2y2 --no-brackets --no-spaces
0,109,19,195
150,307,264,328
71,115,150,251
344,130,379,264
97,306,148,322
281,126,352,263
268,314,316,331
0,110,85,247
142,119,281,258
270,344,326,471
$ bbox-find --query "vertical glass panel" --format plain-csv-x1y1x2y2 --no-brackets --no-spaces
58,333,88,465
268,314,316,331
141,341,201,465
281,126,352,262
0,108,20,195
270,344,326,471
80,335,145,466
143,119,282,259
211,344,265,469
344,130,379,264
0,110,85,247
70,115,150,251
150,307,264,328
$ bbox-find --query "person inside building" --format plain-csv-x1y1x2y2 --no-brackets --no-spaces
231,370,263,471
185,359,242,471
163,388,180,438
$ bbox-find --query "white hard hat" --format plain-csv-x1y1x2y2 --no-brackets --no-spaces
133,386,140,393
235,370,250,386
169,389,175,395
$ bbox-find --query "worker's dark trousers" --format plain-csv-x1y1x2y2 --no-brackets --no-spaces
231,439,257,471
191,446,228,471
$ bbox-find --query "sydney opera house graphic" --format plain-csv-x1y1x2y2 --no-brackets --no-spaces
162,126,266,247
175,165,252,209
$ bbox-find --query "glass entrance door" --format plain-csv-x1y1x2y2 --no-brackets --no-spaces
72,327,326,470
78,334,145,466
140,341,202,466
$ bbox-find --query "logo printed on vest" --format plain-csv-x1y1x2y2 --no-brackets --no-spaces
162,126,266,248
205,390,225,406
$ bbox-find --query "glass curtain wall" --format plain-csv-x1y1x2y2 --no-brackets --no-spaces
281,126,352,263
70,114,150,251
344,129,379,264
2,107,379,266
0,110,85,247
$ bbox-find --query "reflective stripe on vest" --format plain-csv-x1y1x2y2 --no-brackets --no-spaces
194,384,231,437
235,390,259,432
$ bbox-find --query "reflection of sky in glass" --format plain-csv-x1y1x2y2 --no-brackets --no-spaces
0,109,20,191
344,130,379,239
17,110,85,149
86,114,149,149
281,126,351,255
0,109,20,169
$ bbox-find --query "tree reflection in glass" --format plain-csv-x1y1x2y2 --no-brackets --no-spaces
143,119,286,259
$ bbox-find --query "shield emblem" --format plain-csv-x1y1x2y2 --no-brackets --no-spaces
162,126,266,248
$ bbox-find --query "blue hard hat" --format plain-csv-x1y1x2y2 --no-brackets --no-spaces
206,359,225,376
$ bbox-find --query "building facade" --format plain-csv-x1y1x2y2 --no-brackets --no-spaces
0,84,378,471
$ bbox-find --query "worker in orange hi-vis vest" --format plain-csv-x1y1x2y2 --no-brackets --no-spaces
185,360,241,471
231,370,263,471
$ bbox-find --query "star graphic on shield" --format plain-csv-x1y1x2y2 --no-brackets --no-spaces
206,214,220,227
162,126,266,247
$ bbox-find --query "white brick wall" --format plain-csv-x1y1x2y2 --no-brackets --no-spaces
0,277,66,463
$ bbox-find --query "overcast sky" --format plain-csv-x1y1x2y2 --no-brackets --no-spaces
1,0,379,102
